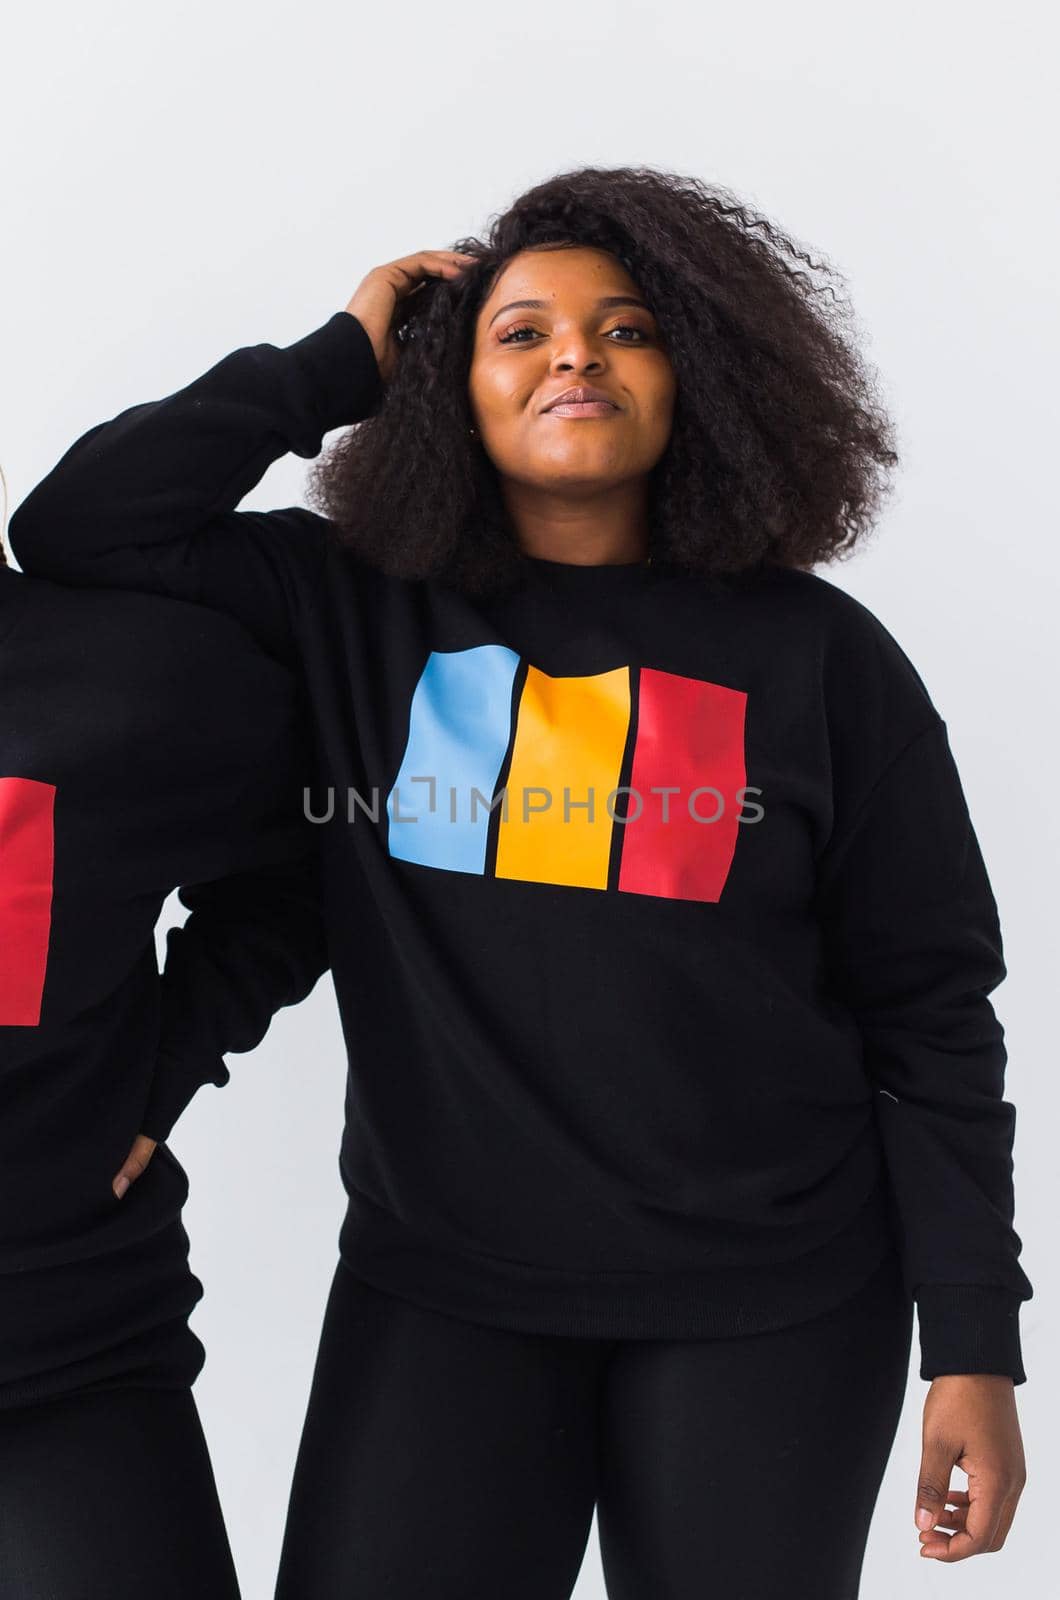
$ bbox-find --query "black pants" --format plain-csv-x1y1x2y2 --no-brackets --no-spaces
276,1248,913,1599
0,1386,240,1599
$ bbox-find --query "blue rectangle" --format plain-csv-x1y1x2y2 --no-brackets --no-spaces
386,646,520,875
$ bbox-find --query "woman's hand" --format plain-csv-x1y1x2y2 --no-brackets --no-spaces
344,250,477,386
112,1134,157,1199
914,1374,1027,1560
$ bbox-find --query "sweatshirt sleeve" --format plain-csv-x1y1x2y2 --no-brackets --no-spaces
814,715,1033,1385
139,850,330,1142
8,311,383,658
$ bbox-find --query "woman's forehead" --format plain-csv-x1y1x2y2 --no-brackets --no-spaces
477,247,640,318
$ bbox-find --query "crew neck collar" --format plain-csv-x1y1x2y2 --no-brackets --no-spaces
521,553,657,589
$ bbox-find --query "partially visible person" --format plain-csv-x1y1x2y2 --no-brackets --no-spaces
0,524,329,1599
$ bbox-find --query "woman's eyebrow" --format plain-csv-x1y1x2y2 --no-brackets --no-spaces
486,295,651,329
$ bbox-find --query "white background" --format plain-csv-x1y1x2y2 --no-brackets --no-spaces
2,2,1056,1594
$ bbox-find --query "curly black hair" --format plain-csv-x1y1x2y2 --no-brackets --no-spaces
307,164,900,597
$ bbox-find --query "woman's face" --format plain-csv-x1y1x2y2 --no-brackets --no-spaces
467,245,676,496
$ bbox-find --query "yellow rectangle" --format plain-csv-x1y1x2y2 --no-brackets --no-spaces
495,666,631,889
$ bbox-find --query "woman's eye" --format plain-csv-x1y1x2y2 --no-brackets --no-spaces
497,323,649,345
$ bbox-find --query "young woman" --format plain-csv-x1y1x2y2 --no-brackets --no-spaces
10,165,1031,1599
0,530,327,1597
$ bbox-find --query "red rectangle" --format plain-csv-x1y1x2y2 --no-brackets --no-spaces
0,777,56,1025
618,670,748,903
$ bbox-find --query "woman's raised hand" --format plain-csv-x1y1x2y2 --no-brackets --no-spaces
344,250,477,386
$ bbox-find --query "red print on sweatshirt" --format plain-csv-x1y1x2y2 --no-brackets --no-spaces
0,777,56,1026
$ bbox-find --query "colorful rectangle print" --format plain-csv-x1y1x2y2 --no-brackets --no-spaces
387,646,520,875
386,648,749,904
495,666,631,890
0,777,56,1026
618,669,747,903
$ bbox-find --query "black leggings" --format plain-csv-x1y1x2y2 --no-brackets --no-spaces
276,1249,913,1599
0,1386,240,1599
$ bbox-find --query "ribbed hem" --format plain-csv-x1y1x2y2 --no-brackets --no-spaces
0,1351,203,1412
0,1216,205,1408
284,310,384,434
337,1171,900,1341
915,1284,1027,1385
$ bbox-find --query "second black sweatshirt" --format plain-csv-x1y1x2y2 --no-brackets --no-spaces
0,565,328,1401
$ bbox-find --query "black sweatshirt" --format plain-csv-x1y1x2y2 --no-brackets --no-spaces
0,565,328,1400
9,310,1033,1384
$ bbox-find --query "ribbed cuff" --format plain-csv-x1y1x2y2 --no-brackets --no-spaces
915,1284,1027,1385
283,311,384,434
139,1049,230,1143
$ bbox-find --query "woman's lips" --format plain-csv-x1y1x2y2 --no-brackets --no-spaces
543,401,618,418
